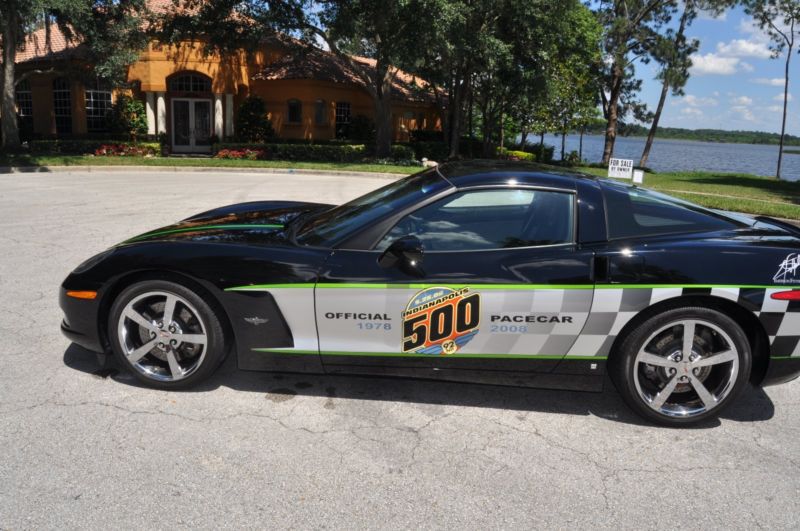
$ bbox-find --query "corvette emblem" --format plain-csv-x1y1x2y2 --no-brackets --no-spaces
244,317,269,325
401,287,480,355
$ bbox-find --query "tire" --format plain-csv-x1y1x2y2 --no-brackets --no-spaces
610,306,752,426
108,280,227,389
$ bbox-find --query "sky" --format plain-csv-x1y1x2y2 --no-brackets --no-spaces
638,5,797,135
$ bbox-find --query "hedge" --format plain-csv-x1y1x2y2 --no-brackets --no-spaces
497,147,536,162
213,142,416,162
30,139,159,155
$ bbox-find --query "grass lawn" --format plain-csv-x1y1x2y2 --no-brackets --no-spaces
1,153,798,220
0,154,416,175
577,167,800,220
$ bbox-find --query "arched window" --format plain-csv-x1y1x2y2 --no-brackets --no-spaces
168,73,211,93
314,99,326,125
53,78,72,134
287,99,302,124
85,79,113,132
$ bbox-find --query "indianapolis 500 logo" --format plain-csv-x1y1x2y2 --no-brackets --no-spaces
401,287,480,355
774,253,800,284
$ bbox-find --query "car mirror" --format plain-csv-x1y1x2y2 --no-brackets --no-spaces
378,235,425,277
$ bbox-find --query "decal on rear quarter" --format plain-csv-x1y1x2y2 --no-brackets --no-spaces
774,253,800,284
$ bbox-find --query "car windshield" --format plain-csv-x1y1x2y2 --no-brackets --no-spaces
295,168,451,247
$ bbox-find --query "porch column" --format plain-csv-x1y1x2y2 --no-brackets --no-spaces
156,92,166,135
224,93,234,137
145,92,156,136
214,94,224,139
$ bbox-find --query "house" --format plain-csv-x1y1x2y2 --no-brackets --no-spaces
13,19,440,154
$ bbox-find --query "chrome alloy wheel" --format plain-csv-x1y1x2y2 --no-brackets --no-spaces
117,290,208,382
633,319,739,418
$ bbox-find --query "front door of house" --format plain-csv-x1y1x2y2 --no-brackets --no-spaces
172,98,212,153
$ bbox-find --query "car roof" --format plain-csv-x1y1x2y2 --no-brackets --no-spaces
435,160,598,191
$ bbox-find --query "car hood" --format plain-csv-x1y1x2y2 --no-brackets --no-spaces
119,200,332,246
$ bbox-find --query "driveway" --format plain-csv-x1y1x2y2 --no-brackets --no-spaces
1,169,798,529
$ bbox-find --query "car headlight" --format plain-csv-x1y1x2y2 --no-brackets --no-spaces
72,248,113,274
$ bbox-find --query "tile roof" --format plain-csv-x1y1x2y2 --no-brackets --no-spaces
15,24,83,63
253,44,435,103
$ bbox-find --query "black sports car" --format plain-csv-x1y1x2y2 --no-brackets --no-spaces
60,161,800,426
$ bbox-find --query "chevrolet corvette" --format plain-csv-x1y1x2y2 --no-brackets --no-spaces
60,161,800,425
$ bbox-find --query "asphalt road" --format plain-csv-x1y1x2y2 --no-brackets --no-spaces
1,169,799,530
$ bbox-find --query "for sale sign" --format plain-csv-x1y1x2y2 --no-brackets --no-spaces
608,158,634,179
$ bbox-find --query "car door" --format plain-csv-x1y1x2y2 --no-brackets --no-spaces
314,186,596,378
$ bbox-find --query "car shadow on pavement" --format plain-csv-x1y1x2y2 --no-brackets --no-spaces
64,343,775,428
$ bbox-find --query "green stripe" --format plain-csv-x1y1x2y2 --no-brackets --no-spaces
594,284,784,290
126,223,283,243
251,348,606,360
227,282,789,292
769,356,800,360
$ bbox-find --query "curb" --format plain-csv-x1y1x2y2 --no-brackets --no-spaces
0,165,407,180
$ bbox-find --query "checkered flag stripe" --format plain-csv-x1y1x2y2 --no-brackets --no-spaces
565,286,800,359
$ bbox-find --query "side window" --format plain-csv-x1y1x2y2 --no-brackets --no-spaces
15,79,33,127
314,99,326,125
287,99,302,123
53,77,72,134
603,183,738,239
85,79,112,133
377,189,574,251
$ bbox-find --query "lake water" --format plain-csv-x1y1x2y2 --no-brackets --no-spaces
539,134,800,182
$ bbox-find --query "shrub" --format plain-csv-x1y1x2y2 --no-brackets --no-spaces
497,147,536,162
410,129,444,142
214,142,368,162
215,148,267,160
390,144,415,161
563,150,581,166
106,95,148,141
212,142,417,163
408,141,449,161
94,143,159,157
524,143,554,163
347,115,376,144
30,139,159,155
237,97,274,142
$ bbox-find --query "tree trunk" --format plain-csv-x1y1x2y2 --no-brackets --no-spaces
499,113,505,149
777,36,793,180
468,87,474,158
520,129,528,149
640,76,669,168
602,63,623,165
447,82,464,159
1,14,21,150
640,5,689,168
539,131,544,159
561,119,566,161
373,64,394,159
579,126,584,161
374,95,392,158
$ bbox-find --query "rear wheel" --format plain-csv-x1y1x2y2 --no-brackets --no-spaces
611,307,751,426
108,280,226,389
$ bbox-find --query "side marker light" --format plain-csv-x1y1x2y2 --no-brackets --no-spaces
66,290,97,300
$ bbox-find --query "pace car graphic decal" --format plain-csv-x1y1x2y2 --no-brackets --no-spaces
401,287,480,355
774,253,800,284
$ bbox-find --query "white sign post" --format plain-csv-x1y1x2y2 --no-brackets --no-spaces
608,158,634,179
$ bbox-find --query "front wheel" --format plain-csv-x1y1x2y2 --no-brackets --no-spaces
611,307,752,426
108,280,227,389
